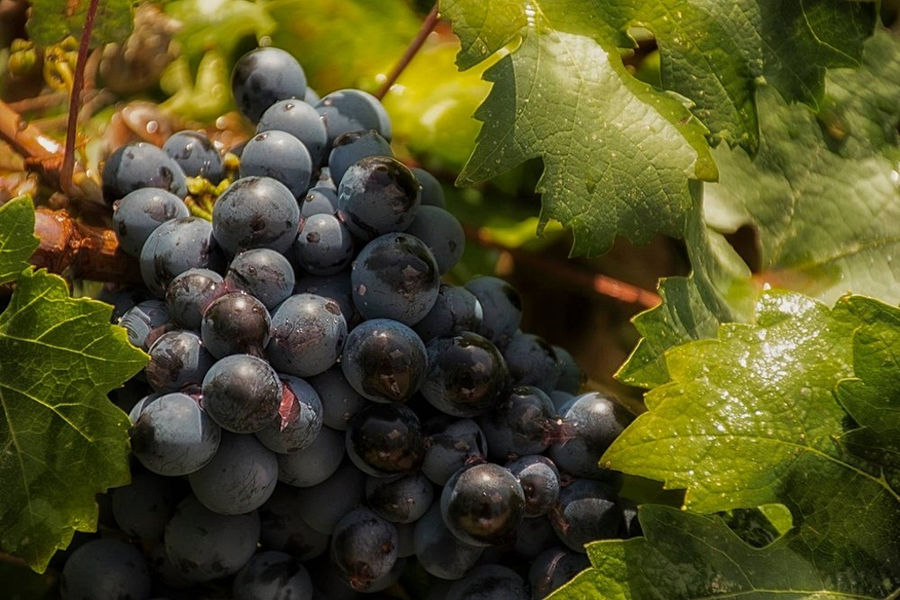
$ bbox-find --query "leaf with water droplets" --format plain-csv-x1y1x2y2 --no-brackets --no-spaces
604,291,900,595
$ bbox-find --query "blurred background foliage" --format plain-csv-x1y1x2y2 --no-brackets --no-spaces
0,0,686,405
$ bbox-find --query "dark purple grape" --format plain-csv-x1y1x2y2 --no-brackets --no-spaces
260,485,331,559
316,89,391,145
119,299,171,349
232,47,307,123
310,366,369,431
295,463,366,535
413,502,483,580
341,318,428,403
548,392,632,479
111,470,185,541
139,216,223,297
411,167,444,208
294,272,357,324
212,176,301,254
346,403,425,477
478,385,560,460
440,463,525,547
60,539,151,600
240,130,313,198
255,375,324,453
421,332,510,418
550,478,621,552
277,425,344,488
553,345,584,394
513,516,557,559
330,507,398,592
328,129,392,184
201,353,281,433
113,187,189,256
145,329,214,392
464,276,522,348
300,186,338,217
351,232,440,325
413,283,483,342
422,418,488,486
258,98,328,166
506,455,561,517
529,547,590,599
233,551,314,600
294,213,355,275
266,293,347,378
403,206,465,275
447,564,528,600
165,268,224,330
225,248,295,310
201,291,271,358
364,472,434,523
337,156,420,241
102,142,187,203
162,130,225,183
502,332,562,393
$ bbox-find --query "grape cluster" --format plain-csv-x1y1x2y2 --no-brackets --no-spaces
62,47,636,600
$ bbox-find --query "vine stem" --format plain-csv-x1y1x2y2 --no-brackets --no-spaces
463,224,661,309
375,2,440,100
60,0,100,193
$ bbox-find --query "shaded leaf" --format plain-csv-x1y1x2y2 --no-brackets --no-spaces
0,269,147,571
604,291,900,593
0,197,39,286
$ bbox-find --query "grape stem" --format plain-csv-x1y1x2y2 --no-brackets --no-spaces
375,2,440,100
463,224,661,309
60,0,100,194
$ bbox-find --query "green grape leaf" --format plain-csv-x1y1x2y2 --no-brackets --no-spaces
0,269,147,572
603,291,900,593
442,0,717,256
705,31,900,307
27,0,134,47
0,198,39,286
549,504,890,600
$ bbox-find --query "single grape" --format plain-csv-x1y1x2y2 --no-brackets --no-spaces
145,329,214,392
111,470,184,541
225,248,295,310
162,130,225,183
411,167,445,208
464,276,523,348
351,232,440,325
232,47,307,123
513,516,557,559
365,472,434,523
553,345,584,394
440,463,525,546
127,392,160,424
340,318,428,403
422,418,488,486
338,156,420,241
60,539,151,600
240,130,313,198
130,392,221,476
316,89,391,145
300,186,338,217
113,187,189,257
99,286,150,324
414,283,483,342
548,392,632,479
310,366,369,431
258,99,328,166
294,272,357,324
233,551,314,600
293,213,355,275
260,485,331,559
139,216,223,297
403,206,465,275
506,455,561,517
529,547,590,599
502,333,562,393
478,386,560,460
102,142,187,203
295,463,366,535
212,176,301,254
201,291,271,358
446,564,528,600
328,130,392,185
201,353,281,433
256,375,324,453
277,426,344,487
330,507,398,592
413,503,483,580
164,495,260,582
346,403,425,477
266,293,347,377
165,268,224,330
550,478,621,552
421,332,510,418
119,299,171,349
